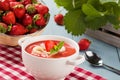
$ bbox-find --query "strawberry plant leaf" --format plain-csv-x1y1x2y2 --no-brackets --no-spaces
100,0,119,4
82,4,102,17
64,10,86,35
54,0,120,35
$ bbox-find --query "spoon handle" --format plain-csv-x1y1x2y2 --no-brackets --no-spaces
103,63,120,75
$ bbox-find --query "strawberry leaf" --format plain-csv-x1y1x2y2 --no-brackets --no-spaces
64,10,86,35
50,41,64,55
54,0,120,35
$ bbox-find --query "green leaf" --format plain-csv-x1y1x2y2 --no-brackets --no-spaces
85,16,107,30
54,0,120,35
50,41,64,55
100,0,119,4
82,4,105,17
54,0,87,10
64,9,86,35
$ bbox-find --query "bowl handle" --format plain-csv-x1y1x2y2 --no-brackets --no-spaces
18,37,31,46
66,55,85,66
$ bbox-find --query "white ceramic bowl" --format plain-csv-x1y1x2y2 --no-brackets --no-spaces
18,35,85,80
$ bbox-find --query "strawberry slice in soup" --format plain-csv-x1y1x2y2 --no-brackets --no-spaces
45,40,56,52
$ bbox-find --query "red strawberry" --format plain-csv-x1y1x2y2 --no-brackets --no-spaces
45,40,56,52
13,4,25,18
33,14,46,26
0,0,10,10
54,14,64,25
35,4,49,15
25,4,36,14
29,28,37,33
8,0,16,2
0,22,8,33
22,13,32,26
21,0,31,6
9,2,21,10
2,11,16,24
9,23,27,35
78,38,91,50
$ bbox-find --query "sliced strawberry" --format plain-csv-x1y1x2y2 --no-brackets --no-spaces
13,4,25,18
35,4,49,15
22,13,32,26
2,11,16,24
0,0,10,11
0,22,8,33
9,23,27,35
45,40,56,52
33,14,46,26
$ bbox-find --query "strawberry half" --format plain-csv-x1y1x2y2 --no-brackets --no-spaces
45,40,56,52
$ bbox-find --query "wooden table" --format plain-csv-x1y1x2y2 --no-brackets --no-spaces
41,0,120,80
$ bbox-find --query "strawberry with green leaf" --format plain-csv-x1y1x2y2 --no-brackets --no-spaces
0,22,8,33
21,0,31,6
9,23,28,35
54,14,64,25
35,4,49,16
22,13,32,26
13,4,25,18
33,14,46,26
2,11,16,24
25,4,36,14
9,1,21,10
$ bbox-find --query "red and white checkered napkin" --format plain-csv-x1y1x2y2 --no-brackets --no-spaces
0,45,106,80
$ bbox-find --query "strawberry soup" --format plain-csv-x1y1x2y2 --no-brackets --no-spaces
25,40,76,58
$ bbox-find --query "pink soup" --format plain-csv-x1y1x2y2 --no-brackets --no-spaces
25,40,76,58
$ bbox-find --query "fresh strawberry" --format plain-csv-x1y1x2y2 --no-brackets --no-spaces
9,2,21,10
0,22,8,33
35,4,49,15
45,40,56,52
29,28,37,33
22,13,32,26
2,11,16,24
13,4,25,18
25,4,36,14
54,14,64,25
9,23,27,35
33,14,46,26
8,0,16,2
21,0,31,6
78,38,91,51
0,0,10,10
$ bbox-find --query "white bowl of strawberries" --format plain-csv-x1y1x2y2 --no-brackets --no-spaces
0,0,50,46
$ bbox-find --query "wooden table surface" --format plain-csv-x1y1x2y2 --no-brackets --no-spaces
41,0,120,80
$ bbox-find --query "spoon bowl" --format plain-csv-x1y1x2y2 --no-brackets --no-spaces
85,51,120,75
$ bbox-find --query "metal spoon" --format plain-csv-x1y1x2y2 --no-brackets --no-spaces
85,51,120,75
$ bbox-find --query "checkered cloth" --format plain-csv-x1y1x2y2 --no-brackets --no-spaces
0,45,106,80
